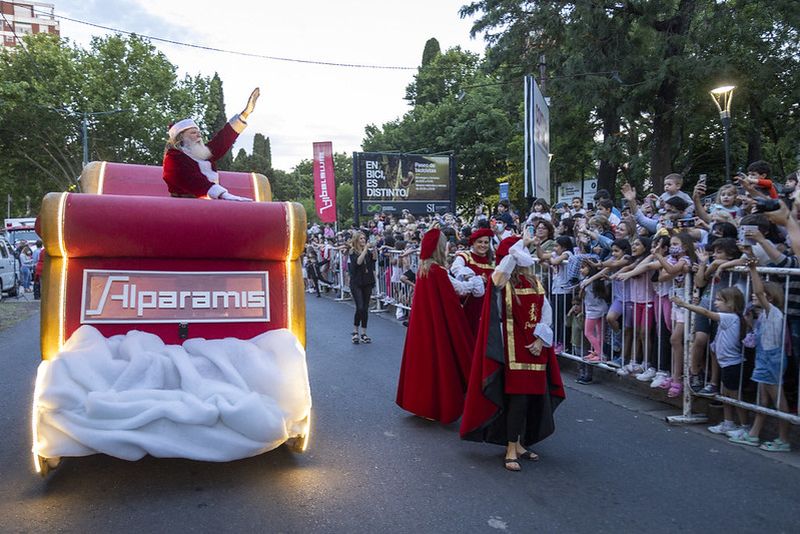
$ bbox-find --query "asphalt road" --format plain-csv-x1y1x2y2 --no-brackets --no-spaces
0,296,798,533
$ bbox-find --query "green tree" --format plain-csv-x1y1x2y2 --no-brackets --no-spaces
461,0,800,198
204,72,231,170
0,33,214,215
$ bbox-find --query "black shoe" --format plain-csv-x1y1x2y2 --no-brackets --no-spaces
402,321,409,327
576,376,593,385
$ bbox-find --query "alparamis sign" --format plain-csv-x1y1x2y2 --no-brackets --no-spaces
80,270,270,324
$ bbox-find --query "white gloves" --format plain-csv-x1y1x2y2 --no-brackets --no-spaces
469,276,485,296
220,192,253,202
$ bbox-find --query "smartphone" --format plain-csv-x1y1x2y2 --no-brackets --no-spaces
526,224,536,238
677,217,695,228
738,225,758,246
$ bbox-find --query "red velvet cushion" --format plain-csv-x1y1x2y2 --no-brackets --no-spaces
99,162,257,199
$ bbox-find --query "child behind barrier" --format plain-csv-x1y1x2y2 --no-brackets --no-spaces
536,235,574,353
586,239,632,365
653,233,697,397
579,260,610,364
616,236,671,382
689,238,744,394
672,287,750,436
613,236,654,376
729,261,792,452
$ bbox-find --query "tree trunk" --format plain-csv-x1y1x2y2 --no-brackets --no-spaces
597,106,620,198
650,65,679,192
746,99,762,166
649,0,697,193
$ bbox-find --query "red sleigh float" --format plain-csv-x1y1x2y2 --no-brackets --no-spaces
33,162,310,475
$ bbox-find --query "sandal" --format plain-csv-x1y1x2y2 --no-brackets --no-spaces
518,449,540,461
583,352,602,364
759,439,791,452
360,334,372,344
503,458,522,472
667,382,682,398
729,432,760,447
351,332,359,344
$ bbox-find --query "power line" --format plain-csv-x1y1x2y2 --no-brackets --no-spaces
36,8,417,71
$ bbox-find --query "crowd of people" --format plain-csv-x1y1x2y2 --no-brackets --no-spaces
304,159,800,459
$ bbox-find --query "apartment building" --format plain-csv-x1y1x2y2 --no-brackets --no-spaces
1,1,60,48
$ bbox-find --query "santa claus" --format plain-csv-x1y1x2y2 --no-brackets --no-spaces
162,87,260,201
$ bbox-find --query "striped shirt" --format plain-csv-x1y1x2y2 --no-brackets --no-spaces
770,253,800,316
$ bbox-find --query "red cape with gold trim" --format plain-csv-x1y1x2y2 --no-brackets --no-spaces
459,283,565,446
396,264,475,423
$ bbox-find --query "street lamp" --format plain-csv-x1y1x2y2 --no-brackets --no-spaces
709,85,735,182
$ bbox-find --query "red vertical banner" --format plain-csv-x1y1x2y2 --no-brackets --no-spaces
312,142,337,223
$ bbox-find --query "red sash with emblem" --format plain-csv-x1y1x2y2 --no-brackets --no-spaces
459,274,565,447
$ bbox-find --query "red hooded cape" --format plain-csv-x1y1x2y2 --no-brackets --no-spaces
396,263,475,423
460,282,565,447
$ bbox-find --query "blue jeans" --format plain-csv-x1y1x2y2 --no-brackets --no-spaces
788,316,800,362
21,265,32,289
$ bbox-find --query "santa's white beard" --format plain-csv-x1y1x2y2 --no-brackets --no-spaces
182,140,212,161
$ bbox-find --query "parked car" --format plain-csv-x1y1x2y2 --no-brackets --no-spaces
0,237,19,298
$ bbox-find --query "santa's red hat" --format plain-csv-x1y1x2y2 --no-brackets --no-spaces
168,118,198,142
495,235,522,261
469,228,494,245
420,228,441,260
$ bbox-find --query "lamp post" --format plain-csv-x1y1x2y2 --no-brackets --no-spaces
709,85,735,182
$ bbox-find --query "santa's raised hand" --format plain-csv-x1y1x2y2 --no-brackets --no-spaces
241,87,260,120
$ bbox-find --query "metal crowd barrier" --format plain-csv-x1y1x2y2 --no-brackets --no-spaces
542,260,800,428
313,242,800,431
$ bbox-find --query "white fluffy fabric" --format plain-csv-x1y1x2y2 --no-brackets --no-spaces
33,326,311,462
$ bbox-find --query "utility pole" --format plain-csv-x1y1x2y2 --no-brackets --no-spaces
82,113,89,168
538,54,547,95
78,109,129,169
51,107,129,169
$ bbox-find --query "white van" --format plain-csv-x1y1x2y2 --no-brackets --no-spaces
0,237,20,298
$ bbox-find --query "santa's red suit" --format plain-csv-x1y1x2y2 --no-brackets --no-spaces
395,228,484,423
460,236,565,447
450,228,495,337
162,115,247,199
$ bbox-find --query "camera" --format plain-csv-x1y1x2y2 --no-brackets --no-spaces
754,198,782,213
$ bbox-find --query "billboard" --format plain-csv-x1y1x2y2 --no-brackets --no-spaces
352,152,455,219
524,75,550,202
557,179,597,206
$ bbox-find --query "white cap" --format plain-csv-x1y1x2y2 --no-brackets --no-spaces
168,118,199,142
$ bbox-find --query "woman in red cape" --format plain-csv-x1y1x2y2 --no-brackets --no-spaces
450,228,495,337
460,235,565,471
396,227,485,423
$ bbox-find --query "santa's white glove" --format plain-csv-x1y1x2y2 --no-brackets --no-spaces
220,192,253,202
207,183,228,199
